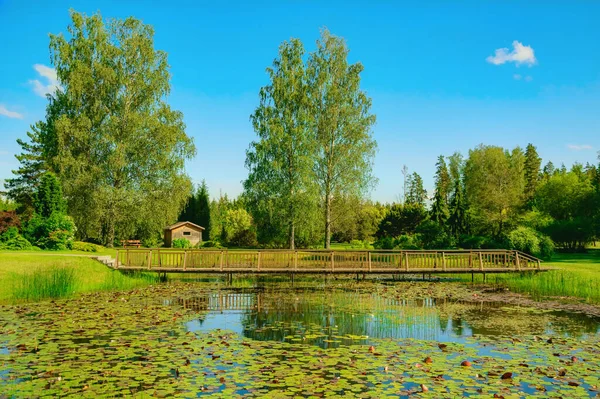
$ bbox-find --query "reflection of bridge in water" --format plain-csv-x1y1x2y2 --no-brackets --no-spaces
174,290,600,342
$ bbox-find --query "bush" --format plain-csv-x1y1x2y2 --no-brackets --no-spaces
72,241,104,252
415,221,454,249
373,234,422,250
458,234,504,249
0,210,21,234
172,238,192,248
0,227,34,250
507,226,554,259
200,240,225,249
24,212,75,250
228,229,258,247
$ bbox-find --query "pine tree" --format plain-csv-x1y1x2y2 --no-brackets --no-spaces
448,179,467,237
179,181,212,240
430,155,450,225
524,143,541,207
542,161,555,180
406,172,427,206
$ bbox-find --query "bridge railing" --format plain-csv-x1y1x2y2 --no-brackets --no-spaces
114,249,542,273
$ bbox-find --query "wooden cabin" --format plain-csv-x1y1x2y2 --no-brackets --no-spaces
163,221,205,247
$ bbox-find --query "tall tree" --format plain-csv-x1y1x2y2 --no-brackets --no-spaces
524,143,542,207
447,152,464,189
542,161,555,180
430,155,450,225
464,145,524,237
48,11,195,246
448,179,467,237
306,28,377,249
34,172,67,218
244,38,316,249
406,172,427,206
4,93,67,215
179,181,211,240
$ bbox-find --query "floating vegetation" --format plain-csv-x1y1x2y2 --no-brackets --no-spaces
0,282,599,397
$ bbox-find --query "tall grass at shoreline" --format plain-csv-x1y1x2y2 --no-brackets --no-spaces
12,267,77,301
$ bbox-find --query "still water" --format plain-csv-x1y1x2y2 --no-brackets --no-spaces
171,287,600,348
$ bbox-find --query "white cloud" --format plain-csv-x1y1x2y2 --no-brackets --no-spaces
567,144,593,151
29,64,62,97
0,104,23,119
487,41,537,66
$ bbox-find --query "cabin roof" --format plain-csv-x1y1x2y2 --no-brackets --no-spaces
164,221,205,231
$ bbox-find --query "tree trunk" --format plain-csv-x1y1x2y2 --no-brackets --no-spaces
324,191,331,249
289,221,295,250
106,220,116,248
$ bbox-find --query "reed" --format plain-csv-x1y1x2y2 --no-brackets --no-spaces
12,267,77,301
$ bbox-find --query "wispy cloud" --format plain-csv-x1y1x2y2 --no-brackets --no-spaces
0,104,23,119
29,64,62,97
487,41,537,66
513,74,533,82
567,144,593,151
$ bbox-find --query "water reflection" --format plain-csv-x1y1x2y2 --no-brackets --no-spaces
175,288,600,347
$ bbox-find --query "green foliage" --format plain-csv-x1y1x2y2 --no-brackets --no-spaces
405,172,427,206
49,10,195,246
245,38,317,250
416,220,454,249
72,241,104,252
524,143,541,207
179,181,211,240
506,226,554,259
430,156,450,226
448,179,468,237
374,234,421,250
34,172,66,218
376,203,427,238
172,238,192,249
0,227,34,250
24,213,75,250
464,145,525,237
307,28,377,248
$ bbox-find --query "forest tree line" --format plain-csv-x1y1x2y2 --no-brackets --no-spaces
1,11,599,257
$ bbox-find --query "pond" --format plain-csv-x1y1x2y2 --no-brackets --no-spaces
1,281,599,398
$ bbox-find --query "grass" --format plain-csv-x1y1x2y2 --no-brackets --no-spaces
0,252,156,303
470,250,600,304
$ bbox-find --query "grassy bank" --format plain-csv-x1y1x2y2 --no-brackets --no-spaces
0,252,156,303
477,250,600,304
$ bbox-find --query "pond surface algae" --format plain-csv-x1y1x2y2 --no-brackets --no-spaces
0,282,599,398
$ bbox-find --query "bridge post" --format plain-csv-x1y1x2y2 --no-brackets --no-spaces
442,252,446,272
115,249,120,269
516,252,521,271
331,252,334,272
220,251,224,272
182,250,187,271
404,252,409,272
368,252,372,272
147,250,152,270
257,251,261,272
478,252,484,271
294,251,298,271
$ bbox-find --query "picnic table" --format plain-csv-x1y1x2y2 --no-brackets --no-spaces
121,240,142,248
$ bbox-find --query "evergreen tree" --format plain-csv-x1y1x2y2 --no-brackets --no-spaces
430,155,450,225
34,172,66,218
4,93,66,213
524,143,541,206
406,172,427,206
542,161,555,180
448,179,467,237
179,181,211,240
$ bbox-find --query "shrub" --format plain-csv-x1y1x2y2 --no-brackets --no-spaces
0,227,34,250
172,238,192,248
200,240,225,249
24,212,76,250
393,235,422,250
72,241,104,252
415,220,454,249
229,229,258,247
0,210,20,234
507,226,555,259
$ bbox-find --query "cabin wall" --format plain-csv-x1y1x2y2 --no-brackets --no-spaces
170,226,202,246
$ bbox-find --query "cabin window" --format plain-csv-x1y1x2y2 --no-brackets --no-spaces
183,231,191,236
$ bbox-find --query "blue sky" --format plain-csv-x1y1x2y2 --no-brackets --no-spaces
0,1,599,202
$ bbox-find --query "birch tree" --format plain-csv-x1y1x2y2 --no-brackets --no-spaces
307,29,377,249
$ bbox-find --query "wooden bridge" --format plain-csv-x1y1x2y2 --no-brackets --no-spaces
110,249,547,275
